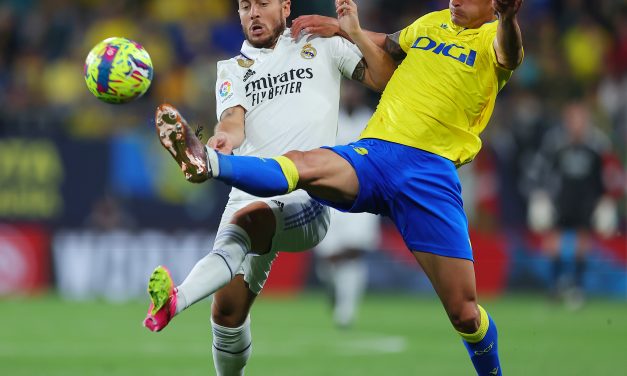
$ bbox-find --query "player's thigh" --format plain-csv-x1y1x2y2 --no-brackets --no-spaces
412,251,478,313
230,201,276,253
230,192,330,298
285,148,359,204
268,190,331,252
212,275,257,327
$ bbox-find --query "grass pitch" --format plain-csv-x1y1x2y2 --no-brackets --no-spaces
2,293,626,375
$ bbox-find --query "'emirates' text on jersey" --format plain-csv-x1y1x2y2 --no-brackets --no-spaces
216,29,362,200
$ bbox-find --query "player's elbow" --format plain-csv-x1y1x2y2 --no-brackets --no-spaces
495,41,524,70
367,69,394,93
500,53,523,70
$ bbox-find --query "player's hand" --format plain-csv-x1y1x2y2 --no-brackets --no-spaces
291,15,340,38
493,0,523,19
207,132,234,155
336,0,361,39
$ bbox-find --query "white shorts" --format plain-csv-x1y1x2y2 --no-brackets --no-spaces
315,209,380,257
217,190,330,294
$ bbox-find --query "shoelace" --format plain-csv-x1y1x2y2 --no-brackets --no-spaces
194,125,204,141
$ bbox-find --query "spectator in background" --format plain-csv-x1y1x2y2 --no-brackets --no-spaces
314,81,380,329
85,193,136,231
528,99,617,309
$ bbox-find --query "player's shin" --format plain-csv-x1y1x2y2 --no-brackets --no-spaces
211,316,252,376
206,147,299,197
459,305,502,376
175,224,251,314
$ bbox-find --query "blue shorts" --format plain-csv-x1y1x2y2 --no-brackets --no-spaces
318,138,472,261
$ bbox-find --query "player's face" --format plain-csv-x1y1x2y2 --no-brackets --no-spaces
238,0,291,49
449,0,495,28
563,103,589,143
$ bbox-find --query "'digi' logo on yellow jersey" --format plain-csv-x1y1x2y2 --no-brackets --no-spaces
411,36,477,67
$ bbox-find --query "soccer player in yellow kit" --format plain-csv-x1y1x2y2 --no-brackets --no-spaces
154,0,523,374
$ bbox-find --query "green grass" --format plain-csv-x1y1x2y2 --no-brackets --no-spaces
2,293,626,375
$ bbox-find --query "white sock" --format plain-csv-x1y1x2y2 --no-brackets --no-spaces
212,316,252,376
175,224,251,314
205,145,220,177
332,259,367,327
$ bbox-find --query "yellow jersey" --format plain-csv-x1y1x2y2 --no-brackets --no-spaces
360,9,515,166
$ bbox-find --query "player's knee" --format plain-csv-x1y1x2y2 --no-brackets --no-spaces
212,302,248,328
231,203,275,253
232,204,264,230
283,150,327,187
448,301,481,333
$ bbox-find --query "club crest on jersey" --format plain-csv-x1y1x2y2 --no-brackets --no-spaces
300,43,317,59
353,147,368,155
237,58,254,68
219,80,233,102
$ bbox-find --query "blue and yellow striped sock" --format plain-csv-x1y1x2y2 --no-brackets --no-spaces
459,305,502,376
214,153,298,197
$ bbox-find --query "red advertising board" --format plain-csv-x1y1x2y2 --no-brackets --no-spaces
0,224,50,294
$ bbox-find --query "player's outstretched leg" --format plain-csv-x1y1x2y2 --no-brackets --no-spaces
155,103,295,195
142,223,253,333
413,252,502,376
143,265,178,332
155,104,358,203
155,103,211,183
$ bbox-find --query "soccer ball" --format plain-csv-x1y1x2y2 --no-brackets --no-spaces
84,37,153,104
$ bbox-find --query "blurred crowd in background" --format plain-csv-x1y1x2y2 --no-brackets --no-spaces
0,0,625,300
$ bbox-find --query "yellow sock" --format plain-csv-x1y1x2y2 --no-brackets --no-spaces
272,156,299,193
458,304,489,343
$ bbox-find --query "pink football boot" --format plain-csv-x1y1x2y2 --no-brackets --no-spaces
143,265,178,332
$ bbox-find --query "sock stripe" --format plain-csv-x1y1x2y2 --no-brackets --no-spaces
212,252,234,279
213,342,252,355
216,227,252,251
272,156,299,193
216,232,250,252
458,305,490,343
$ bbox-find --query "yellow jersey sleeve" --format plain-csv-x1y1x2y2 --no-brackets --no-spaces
484,27,516,92
399,20,420,52
361,9,516,166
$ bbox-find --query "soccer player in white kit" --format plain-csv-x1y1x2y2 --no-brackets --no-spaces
142,1,395,375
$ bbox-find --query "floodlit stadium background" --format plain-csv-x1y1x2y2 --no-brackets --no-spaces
1,0,625,375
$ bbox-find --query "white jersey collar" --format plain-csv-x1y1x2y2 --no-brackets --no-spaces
239,28,291,62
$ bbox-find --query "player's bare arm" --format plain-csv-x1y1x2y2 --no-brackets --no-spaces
347,31,407,83
493,0,524,70
291,15,405,64
290,15,347,39
337,0,395,91
208,105,246,155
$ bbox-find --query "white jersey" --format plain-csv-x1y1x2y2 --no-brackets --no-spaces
215,29,362,201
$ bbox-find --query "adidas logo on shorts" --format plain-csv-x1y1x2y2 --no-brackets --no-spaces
271,200,285,212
